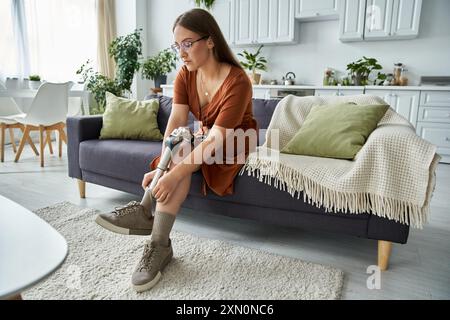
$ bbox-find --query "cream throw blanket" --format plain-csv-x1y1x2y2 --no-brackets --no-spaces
240,95,441,229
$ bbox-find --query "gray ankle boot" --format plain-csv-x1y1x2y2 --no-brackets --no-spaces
132,239,173,292
95,201,153,235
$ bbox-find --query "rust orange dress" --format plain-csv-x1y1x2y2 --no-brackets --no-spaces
150,64,257,196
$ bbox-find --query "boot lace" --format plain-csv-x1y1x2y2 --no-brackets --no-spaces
137,242,163,272
112,201,142,217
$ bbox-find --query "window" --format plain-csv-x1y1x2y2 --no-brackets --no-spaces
0,1,17,81
0,0,97,82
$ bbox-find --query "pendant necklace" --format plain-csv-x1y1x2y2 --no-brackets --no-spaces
199,70,209,97
199,63,221,98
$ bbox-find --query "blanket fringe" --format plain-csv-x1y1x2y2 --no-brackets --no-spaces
239,158,428,229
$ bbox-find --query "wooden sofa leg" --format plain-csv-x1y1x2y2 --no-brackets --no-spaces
378,240,392,271
77,179,86,198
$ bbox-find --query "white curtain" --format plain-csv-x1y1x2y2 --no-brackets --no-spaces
0,1,19,81
11,0,30,80
0,0,97,81
97,0,117,79
24,0,98,82
0,0,98,83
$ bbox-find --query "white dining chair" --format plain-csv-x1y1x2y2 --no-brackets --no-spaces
0,81,39,162
9,82,71,167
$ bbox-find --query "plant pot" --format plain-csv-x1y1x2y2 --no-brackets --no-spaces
154,75,167,89
29,80,42,90
248,73,261,85
352,74,367,86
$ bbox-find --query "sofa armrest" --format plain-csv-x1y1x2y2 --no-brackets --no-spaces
67,116,103,179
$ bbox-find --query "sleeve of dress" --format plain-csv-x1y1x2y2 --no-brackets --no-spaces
214,74,252,129
173,66,189,105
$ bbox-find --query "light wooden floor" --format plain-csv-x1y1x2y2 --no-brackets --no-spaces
1,145,449,300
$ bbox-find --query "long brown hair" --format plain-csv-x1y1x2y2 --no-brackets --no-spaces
173,8,243,70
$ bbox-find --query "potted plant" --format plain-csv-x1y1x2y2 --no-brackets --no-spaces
346,56,386,86
194,0,216,10
141,49,178,89
29,75,42,90
77,29,143,114
238,45,267,85
108,29,143,92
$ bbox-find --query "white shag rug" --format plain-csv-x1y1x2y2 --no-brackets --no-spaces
23,202,344,300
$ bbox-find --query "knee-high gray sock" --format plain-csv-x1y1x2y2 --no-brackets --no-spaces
151,211,176,247
140,189,153,215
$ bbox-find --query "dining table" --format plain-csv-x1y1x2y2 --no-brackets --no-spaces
0,82,90,115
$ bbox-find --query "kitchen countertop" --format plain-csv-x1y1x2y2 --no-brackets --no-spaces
365,85,450,91
161,84,450,91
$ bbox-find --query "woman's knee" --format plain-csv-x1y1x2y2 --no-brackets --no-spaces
156,173,191,213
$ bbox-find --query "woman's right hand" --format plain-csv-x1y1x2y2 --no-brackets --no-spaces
142,169,161,190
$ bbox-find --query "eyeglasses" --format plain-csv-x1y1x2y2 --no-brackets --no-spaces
171,36,209,54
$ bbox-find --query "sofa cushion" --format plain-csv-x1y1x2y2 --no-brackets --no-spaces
149,95,196,134
252,98,280,145
252,98,279,130
100,92,163,141
281,103,389,160
79,139,161,184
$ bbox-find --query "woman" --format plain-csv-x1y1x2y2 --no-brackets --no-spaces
96,8,257,293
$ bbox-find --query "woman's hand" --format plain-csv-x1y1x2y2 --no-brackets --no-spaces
142,169,161,190
152,172,181,204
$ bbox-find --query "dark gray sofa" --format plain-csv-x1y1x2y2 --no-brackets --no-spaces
67,95,409,270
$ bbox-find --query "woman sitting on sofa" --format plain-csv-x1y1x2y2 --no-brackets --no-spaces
95,8,258,293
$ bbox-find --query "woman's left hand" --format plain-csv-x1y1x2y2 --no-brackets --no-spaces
152,172,180,204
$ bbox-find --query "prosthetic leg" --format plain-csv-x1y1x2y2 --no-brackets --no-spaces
141,127,194,214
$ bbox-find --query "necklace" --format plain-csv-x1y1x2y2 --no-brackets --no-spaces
199,64,221,97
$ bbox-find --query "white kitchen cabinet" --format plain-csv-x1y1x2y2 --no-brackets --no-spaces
315,87,365,96
211,0,235,45
364,0,422,40
340,0,422,42
390,0,422,39
295,0,340,20
235,0,254,45
339,0,367,42
253,87,272,99
365,89,420,127
364,0,395,40
416,123,450,164
417,90,450,163
270,0,297,43
234,0,297,46
420,91,450,108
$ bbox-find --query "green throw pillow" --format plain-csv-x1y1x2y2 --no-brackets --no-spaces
281,103,389,160
100,92,163,141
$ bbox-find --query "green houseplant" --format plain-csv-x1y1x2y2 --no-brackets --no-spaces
141,48,178,88
29,75,42,90
194,0,216,10
346,56,386,86
76,60,122,115
29,75,41,81
238,44,268,85
77,29,143,114
108,29,143,91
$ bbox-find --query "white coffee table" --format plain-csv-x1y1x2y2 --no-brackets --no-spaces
0,195,68,299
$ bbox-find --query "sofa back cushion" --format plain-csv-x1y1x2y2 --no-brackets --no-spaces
100,92,164,141
156,95,196,134
252,98,279,130
152,95,279,144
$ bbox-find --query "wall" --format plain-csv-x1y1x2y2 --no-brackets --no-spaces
144,0,450,94
115,0,149,99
